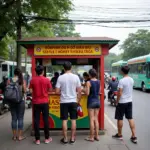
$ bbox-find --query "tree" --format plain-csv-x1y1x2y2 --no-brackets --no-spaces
121,29,150,60
0,0,73,68
22,22,80,38
0,22,79,62
52,24,80,37
105,53,122,70
0,38,9,59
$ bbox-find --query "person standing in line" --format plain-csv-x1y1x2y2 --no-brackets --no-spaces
29,65,52,145
56,61,82,145
24,72,30,88
112,66,137,144
9,68,26,141
84,69,100,142
82,72,90,87
51,72,59,89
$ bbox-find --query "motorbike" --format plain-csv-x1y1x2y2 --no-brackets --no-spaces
0,93,9,115
26,92,32,109
109,91,118,106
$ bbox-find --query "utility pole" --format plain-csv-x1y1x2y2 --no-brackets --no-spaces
25,49,27,73
16,0,22,69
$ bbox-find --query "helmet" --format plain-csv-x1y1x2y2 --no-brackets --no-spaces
112,76,116,81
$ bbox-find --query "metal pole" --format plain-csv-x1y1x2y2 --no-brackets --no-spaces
25,50,27,73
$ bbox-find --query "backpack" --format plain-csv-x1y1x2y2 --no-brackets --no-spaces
4,80,23,103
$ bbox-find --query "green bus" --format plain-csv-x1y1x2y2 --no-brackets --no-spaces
128,54,150,91
111,60,127,80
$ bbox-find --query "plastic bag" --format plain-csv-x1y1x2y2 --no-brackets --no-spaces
77,104,84,117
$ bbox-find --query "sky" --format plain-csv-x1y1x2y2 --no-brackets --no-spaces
70,0,150,54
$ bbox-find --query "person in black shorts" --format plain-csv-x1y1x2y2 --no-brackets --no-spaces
56,62,81,145
83,69,100,142
112,66,137,144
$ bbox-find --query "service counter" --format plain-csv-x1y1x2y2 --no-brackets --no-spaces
39,92,101,129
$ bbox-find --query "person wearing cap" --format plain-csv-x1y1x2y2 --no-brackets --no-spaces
29,65,52,145
107,76,118,101
56,61,82,145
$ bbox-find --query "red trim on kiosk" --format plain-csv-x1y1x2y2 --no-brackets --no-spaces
18,37,119,131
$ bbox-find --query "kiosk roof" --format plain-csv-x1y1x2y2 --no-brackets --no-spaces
18,37,119,49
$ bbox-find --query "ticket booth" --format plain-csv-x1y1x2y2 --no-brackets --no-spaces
18,37,119,130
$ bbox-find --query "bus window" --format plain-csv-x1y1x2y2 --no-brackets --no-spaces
143,65,146,74
132,64,138,73
2,64,8,71
147,64,150,78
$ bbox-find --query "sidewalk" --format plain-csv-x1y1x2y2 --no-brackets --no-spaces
0,109,130,150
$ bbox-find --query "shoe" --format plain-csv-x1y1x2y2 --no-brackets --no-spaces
69,139,76,145
112,133,123,140
130,137,137,144
60,138,68,145
35,140,40,145
45,137,52,144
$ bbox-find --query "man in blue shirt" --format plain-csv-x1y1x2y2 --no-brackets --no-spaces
108,77,118,100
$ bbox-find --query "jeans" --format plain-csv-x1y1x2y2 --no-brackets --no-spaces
10,101,25,130
33,103,49,140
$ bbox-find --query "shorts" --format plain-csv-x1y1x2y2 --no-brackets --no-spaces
60,102,78,120
87,101,100,109
115,102,133,120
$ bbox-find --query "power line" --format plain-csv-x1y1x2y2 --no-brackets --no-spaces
25,15,150,23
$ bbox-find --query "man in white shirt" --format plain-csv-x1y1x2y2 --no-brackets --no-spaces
56,61,81,145
112,66,137,144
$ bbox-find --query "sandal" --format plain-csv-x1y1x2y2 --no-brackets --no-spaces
12,137,17,141
94,137,100,141
18,136,26,141
85,137,94,142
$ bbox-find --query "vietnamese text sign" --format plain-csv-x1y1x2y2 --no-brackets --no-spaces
34,44,101,56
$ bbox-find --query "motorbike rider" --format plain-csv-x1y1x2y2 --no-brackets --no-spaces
0,76,8,108
107,76,118,101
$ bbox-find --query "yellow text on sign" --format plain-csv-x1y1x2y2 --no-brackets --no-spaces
49,95,88,120
34,45,101,56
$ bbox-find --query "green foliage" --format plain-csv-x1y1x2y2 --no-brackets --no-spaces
0,0,79,62
0,0,73,39
105,53,122,70
52,24,80,37
22,21,80,38
121,29,150,60
0,38,9,59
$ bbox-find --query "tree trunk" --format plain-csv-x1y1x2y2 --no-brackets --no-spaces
16,24,21,69
16,0,21,69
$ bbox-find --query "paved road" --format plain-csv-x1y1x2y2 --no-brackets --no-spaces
0,108,32,148
105,89,150,150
